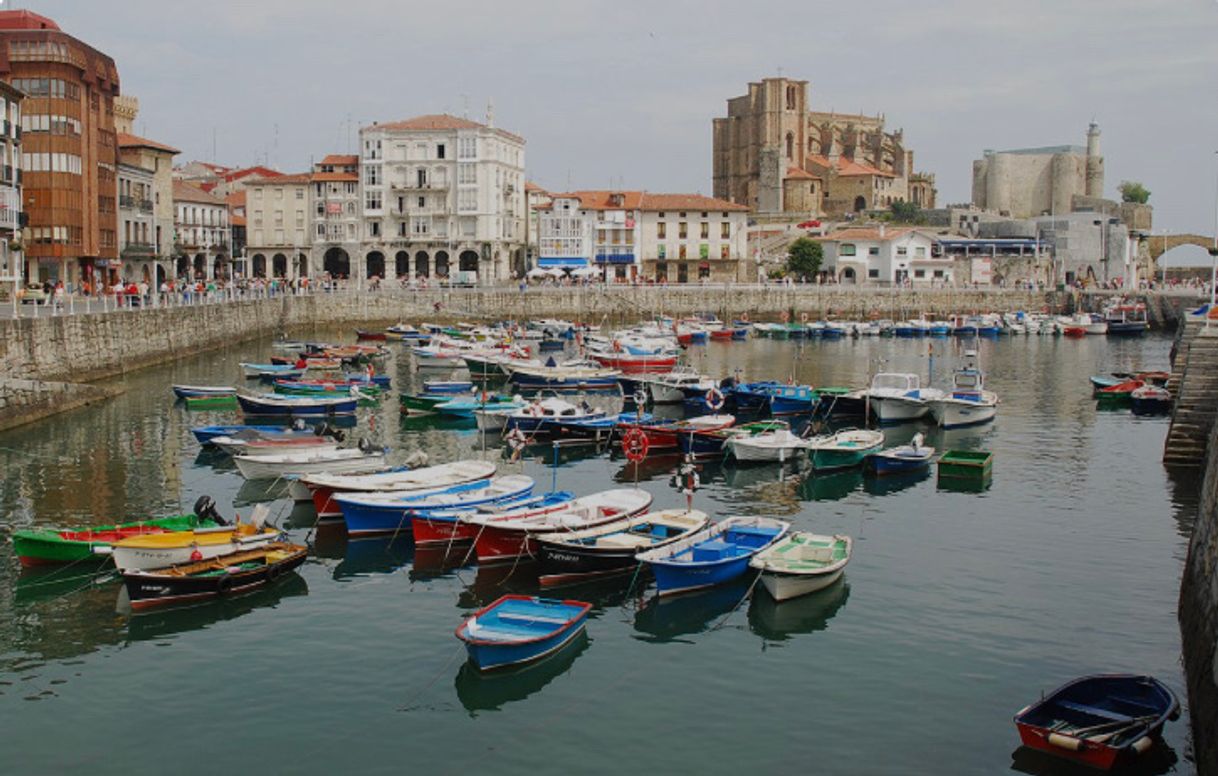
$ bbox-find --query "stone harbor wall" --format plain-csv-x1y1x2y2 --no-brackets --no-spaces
1181,414,1218,776
0,378,122,433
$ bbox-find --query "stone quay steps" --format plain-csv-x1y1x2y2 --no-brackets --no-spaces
1164,326,1218,466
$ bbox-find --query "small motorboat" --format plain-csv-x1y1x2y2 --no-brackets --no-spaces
289,459,497,517
678,420,788,459
506,362,622,391
1130,385,1173,416
749,532,852,601
503,397,607,435
536,509,709,587
236,391,358,417
1013,674,1179,771
122,542,308,611
866,434,935,475
10,497,223,567
423,380,474,394
1096,379,1144,402
111,509,282,572
636,515,789,597
434,393,524,418
926,352,999,429
864,373,938,424
233,443,387,480
469,488,654,566
335,475,535,537
172,384,236,399
725,427,810,463
355,328,388,341
627,414,736,453
806,428,885,471
455,595,592,672
209,433,340,457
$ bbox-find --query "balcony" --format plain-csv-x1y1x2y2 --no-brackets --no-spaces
120,195,155,213
391,180,449,192
121,242,155,258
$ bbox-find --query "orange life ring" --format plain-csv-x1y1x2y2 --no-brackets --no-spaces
800,312,809,323
780,311,790,323
705,387,725,411
740,312,749,323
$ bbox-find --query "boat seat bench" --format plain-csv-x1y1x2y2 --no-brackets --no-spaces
1054,700,1134,724
496,612,569,625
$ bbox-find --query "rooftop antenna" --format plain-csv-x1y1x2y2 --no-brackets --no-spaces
461,94,469,119
211,126,217,163
486,98,495,128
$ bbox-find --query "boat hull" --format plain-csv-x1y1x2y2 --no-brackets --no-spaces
12,514,210,567
111,530,279,571
759,568,843,601
929,399,997,429
122,544,307,611
870,396,929,423
236,394,357,417
809,447,877,471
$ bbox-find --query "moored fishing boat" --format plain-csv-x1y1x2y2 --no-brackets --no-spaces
336,475,535,537
411,491,576,547
291,459,497,517
122,542,308,611
806,428,885,471
239,362,304,380
678,420,788,458
865,373,937,424
750,532,852,601
191,423,313,446
588,351,677,375
111,516,283,571
209,433,341,457
506,362,621,391
434,393,524,418
236,391,358,417
172,384,236,399
233,443,387,480
11,497,223,567
1130,384,1172,415
926,352,999,428
725,427,810,463
866,434,935,475
536,509,709,587
355,328,388,341
503,397,607,435
469,488,653,566
1013,674,1179,771
455,595,592,672
626,414,736,454
635,515,789,597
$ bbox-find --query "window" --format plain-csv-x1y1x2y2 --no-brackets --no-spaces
657,222,666,239
896,246,907,256
720,222,730,239
720,244,729,259
868,246,879,256
458,164,476,184
369,221,381,237
700,222,709,239
365,191,382,210
316,224,325,237
398,222,407,237
658,245,666,259
678,245,687,259
296,211,304,227
914,246,926,257
458,189,476,211
364,165,381,186
914,269,925,279
436,143,445,159
417,196,425,208
678,222,687,239
933,269,944,278
840,243,856,257
295,189,304,200
868,269,879,279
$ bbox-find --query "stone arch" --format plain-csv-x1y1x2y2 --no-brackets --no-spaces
323,246,350,277
155,263,166,287
458,249,479,272
1148,234,1217,262
193,253,205,278
252,253,267,278
272,253,288,277
395,250,410,277
213,254,228,280
295,253,308,278
435,250,450,277
785,132,794,160
840,267,856,284
366,250,385,279
414,250,429,277
853,195,866,212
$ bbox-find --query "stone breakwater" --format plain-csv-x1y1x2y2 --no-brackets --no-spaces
0,378,122,433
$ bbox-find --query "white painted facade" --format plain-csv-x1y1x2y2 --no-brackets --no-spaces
821,228,948,285
246,175,311,279
0,85,22,292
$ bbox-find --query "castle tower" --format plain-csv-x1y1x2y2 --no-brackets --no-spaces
1085,122,1104,198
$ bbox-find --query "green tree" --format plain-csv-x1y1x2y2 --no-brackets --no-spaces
889,200,921,223
786,237,823,281
1118,181,1150,204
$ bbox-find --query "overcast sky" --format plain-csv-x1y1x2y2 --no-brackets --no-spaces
18,0,1218,234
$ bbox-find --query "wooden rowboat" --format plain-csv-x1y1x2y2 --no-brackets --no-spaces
122,542,308,611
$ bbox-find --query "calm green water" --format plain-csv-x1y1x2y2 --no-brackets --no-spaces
0,332,1199,775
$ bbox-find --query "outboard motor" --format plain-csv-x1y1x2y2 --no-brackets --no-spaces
292,418,308,431
193,495,228,526
357,437,377,455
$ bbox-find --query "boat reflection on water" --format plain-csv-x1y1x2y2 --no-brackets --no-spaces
747,579,850,643
936,475,992,494
613,455,684,485
234,477,292,506
1009,739,1178,776
411,543,476,579
399,414,477,435
798,468,863,501
862,468,930,497
453,630,589,715
632,576,753,643
122,573,309,642
332,534,414,580
721,460,803,489
15,565,115,605
309,522,349,560
193,447,235,471
284,500,322,530
459,562,635,611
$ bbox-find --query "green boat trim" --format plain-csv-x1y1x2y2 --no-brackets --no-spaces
11,513,217,567
937,449,993,480
184,396,239,410
399,394,451,415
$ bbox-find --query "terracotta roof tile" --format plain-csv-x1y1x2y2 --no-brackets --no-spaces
639,193,749,212
117,132,180,155
805,154,896,178
310,171,358,182
231,215,247,227
222,166,282,183
243,173,312,186
366,113,524,144
784,166,819,181
225,191,246,207
538,191,749,213
320,154,358,166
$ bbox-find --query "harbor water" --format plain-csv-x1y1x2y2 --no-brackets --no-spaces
0,332,1198,775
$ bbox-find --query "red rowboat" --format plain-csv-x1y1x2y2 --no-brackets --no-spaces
590,353,677,374
1063,326,1086,338
355,329,388,341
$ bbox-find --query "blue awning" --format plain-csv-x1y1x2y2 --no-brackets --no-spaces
594,254,636,265
537,257,588,268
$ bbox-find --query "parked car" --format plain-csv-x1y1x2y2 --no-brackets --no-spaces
20,284,46,304
796,219,822,230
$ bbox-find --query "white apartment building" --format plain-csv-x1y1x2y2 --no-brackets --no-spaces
819,226,946,285
310,154,361,280
0,81,22,294
173,180,231,280
246,173,311,278
117,161,155,283
538,191,750,282
118,132,180,287
358,113,526,284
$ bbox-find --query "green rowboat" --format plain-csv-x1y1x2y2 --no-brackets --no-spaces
807,429,885,471
184,395,239,410
12,508,220,568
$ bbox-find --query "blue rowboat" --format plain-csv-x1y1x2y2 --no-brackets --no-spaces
236,392,358,417
411,490,576,547
173,385,236,399
335,475,534,537
240,362,304,379
930,324,952,337
765,384,817,416
636,516,789,597
456,595,592,671
729,382,780,416
344,373,392,387
191,424,311,445
866,436,935,476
